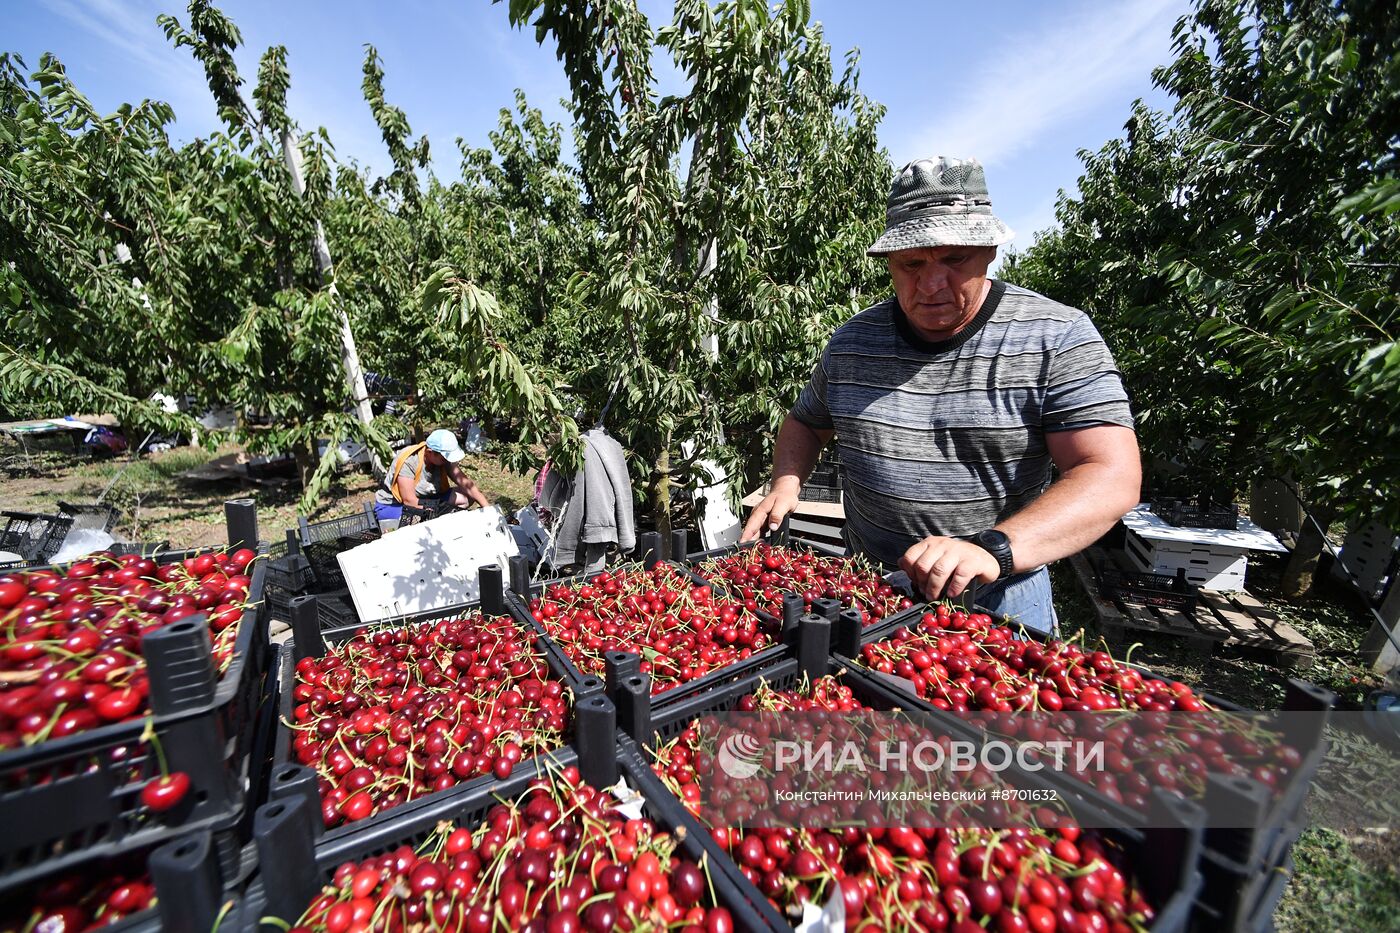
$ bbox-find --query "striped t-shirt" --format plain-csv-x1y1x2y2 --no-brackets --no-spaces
790,280,1134,569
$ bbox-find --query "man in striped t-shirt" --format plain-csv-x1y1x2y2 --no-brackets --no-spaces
742,157,1140,634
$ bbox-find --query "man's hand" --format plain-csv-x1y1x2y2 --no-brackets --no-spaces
740,480,800,543
899,536,1001,600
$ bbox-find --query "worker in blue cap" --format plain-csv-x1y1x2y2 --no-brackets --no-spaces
373,429,492,529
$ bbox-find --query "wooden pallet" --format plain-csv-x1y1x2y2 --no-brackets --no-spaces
1068,548,1315,669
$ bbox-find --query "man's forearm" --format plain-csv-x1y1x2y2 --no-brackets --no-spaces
772,414,833,492
997,462,1140,571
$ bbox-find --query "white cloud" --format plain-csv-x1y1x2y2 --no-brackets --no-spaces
39,0,208,112
899,0,1183,168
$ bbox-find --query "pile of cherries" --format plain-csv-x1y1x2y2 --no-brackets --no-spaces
715,823,1157,933
288,614,569,828
294,767,736,933
696,543,913,626
859,606,1209,714
525,565,776,693
0,548,257,751
651,674,869,817
651,678,1160,932
1,856,155,931
859,605,1303,807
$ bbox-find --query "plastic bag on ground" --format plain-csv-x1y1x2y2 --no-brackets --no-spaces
50,528,117,563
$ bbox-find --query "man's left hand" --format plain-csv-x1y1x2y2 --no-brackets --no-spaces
899,536,1001,601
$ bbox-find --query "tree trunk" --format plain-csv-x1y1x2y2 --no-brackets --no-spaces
293,437,318,491
653,432,672,539
279,128,384,481
1281,503,1336,598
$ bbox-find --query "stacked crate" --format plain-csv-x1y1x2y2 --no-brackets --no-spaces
0,504,277,932
263,504,380,633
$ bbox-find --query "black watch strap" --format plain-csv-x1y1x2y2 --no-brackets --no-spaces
972,530,1015,577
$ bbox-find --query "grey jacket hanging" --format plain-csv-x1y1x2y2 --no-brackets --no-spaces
538,428,636,566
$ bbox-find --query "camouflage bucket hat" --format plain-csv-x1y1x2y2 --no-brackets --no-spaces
867,157,1016,256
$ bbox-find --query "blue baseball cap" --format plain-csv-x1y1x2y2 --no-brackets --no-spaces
425,429,466,463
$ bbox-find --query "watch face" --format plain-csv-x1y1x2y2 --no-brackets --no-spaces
979,530,1010,550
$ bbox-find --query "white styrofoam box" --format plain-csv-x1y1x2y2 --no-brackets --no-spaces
1122,504,1287,553
337,507,519,623
1332,521,1399,604
1124,528,1249,591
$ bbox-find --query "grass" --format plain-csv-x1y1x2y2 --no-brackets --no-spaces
1276,828,1400,932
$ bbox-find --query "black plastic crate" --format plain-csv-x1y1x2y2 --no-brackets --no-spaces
697,791,1204,932
1093,551,1200,612
1152,497,1240,530
613,605,956,747
0,816,250,933
1239,852,1294,933
678,517,845,560
396,499,453,527
19,545,236,575
268,567,609,848
0,555,273,893
232,744,777,933
806,462,840,487
797,483,841,503
262,553,313,595
108,540,173,558
624,650,942,751
0,509,74,564
683,531,846,564
297,505,380,591
625,649,1207,933
843,602,1332,925
56,500,121,534
850,596,1328,726
1194,844,1296,932
1,540,178,574
311,588,357,633
682,534,922,632
504,556,790,714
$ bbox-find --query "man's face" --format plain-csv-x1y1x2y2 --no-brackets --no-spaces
424,450,445,468
887,245,996,342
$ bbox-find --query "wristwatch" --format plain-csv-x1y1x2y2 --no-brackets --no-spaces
972,529,1015,578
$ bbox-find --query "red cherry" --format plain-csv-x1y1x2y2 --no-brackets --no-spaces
140,771,191,812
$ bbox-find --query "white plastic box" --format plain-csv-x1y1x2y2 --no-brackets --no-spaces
337,507,519,623
1331,521,1399,604
1124,528,1249,591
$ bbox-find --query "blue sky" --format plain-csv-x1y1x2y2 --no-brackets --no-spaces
10,0,1190,251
